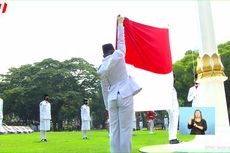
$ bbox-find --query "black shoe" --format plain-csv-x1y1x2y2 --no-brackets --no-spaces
83,137,88,140
41,139,48,142
169,139,180,144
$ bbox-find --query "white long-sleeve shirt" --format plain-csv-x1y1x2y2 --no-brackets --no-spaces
97,24,141,110
39,100,51,120
81,104,91,121
187,85,200,107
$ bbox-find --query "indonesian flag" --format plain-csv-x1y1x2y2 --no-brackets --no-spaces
118,17,174,111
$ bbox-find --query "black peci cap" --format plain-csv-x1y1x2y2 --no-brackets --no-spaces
102,43,115,54
43,94,49,100
83,98,88,104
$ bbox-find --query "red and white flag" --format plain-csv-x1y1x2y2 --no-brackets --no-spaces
120,17,174,111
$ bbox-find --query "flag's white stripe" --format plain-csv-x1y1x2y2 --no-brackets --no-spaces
127,64,173,112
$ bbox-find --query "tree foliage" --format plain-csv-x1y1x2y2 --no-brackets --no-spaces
219,41,230,116
1,41,230,130
173,41,230,115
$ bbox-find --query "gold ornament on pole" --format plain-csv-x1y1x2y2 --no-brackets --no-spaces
196,53,226,79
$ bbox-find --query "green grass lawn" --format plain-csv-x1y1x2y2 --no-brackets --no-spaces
0,129,195,153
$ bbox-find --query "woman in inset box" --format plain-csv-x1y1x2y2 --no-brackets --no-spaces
188,109,207,135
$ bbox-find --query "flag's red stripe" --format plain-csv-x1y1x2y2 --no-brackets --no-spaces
2,3,7,13
123,18,172,74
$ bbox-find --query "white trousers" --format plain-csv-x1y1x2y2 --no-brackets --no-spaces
81,120,90,131
40,119,50,131
167,109,179,140
0,119,2,131
108,94,133,153
164,123,169,131
139,121,143,131
149,120,154,133
82,130,87,138
40,130,46,140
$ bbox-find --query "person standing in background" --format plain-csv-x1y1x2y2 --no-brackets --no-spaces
187,81,200,107
81,98,91,140
164,115,169,131
147,111,155,134
139,113,143,132
132,111,137,136
39,94,51,142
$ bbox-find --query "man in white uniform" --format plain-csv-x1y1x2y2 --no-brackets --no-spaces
163,115,169,131
39,94,51,142
81,98,91,139
97,16,142,153
132,111,137,136
167,74,180,144
133,112,137,130
187,82,200,107
147,111,155,134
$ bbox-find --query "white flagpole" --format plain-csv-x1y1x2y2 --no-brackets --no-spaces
197,0,229,133
197,1,217,55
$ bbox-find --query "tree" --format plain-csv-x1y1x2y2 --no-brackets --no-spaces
173,41,230,121
219,41,230,120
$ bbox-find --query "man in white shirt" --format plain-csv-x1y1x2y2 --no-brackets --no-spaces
39,94,51,142
81,98,91,139
163,115,169,131
97,16,141,153
147,111,155,134
187,82,200,107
